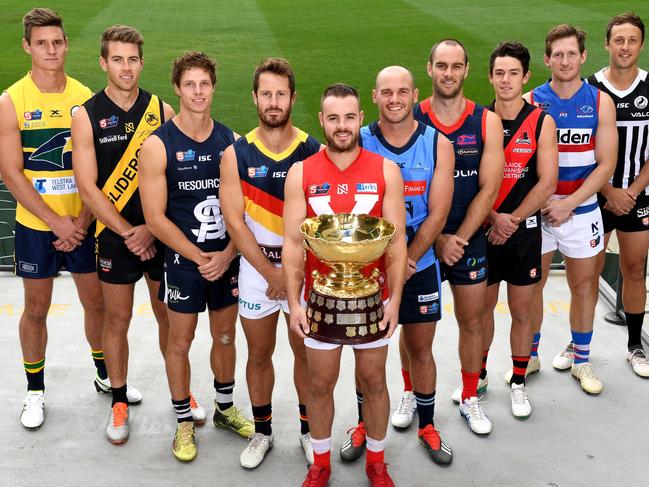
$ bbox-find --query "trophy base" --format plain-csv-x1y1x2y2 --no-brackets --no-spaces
306,288,386,345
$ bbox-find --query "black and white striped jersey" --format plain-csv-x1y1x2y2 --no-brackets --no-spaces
588,68,649,194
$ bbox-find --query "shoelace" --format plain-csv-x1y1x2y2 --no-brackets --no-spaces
346,423,366,447
226,407,250,428
630,349,649,366
510,386,529,405
367,462,391,486
176,423,195,445
560,343,574,357
247,433,269,454
463,397,488,422
419,425,440,449
112,403,128,427
305,465,329,484
25,393,44,407
395,393,416,415
575,363,596,379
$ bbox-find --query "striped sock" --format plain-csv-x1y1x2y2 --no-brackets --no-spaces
252,403,272,436
480,349,489,379
214,379,234,411
172,397,193,423
24,358,45,391
511,355,530,385
311,437,332,469
401,368,413,392
571,330,593,365
460,369,480,402
92,349,108,380
414,390,435,429
356,389,364,423
366,435,385,465
530,333,541,358
299,403,309,435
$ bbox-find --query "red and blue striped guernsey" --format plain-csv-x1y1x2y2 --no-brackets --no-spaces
530,80,601,214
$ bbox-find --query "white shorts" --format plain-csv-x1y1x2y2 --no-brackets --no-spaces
541,207,604,258
238,258,289,319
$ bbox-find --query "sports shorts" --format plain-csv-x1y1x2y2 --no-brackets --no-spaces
96,238,164,284
237,257,289,319
541,207,604,258
14,221,96,278
440,231,488,285
398,262,442,324
598,193,649,234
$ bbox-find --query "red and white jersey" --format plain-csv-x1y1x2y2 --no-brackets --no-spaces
301,148,388,300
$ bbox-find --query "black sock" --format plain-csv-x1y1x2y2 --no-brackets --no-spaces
626,312,645,350
299,403,309,434
356,389,364,423
172,397,193,423
252,403,272,436
24,358,45,391
214,379,234,411
479,349,489,380
92,350,108,380
415,390,435,429
111,384,128,406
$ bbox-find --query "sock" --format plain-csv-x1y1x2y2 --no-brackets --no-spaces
460,369,480,402
401,368,413,392
24,358,45,391
311,437,332,469
366,435,385,465
414,390,435,429
299,403,309,435
111,384,128,406
214,379,234,411
625,312,644,350
92,350,108,380
356,389,364,423
571,330,593,365
252,403,272,436
480,349,489,380
172,396,193,423
511,355,530,385
530,333,541,358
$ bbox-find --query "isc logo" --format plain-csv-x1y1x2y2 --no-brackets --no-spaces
617,103,629,109
273,171,287,178
198,155,212,162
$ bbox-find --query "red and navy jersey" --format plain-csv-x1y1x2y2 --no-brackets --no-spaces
302,148,387,300
152,119,235,268
486,100,546,242
530,80,600,215
414,98,486,235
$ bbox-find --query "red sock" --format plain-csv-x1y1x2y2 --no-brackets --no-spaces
313,450,331,469
366,448,384,465
461,369,480,402
402,368,413,392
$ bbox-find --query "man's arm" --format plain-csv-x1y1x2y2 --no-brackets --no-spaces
0,93,84,246
220,144,285,298
543,92,618,224
380,158,407,338
406,134,454,273
489,114,558,244
282,162,309,337
162,102,176,123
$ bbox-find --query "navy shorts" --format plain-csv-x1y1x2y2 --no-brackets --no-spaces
440,232,488,285
398,261,442,324
159,256,240,313
14,221,96,278
96,239,164,284
487,231,541,286
598,193,649,234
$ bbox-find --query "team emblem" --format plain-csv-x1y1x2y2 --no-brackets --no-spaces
634,96,648,110
99,115,119,129
248,166,269,178
146,112,159,125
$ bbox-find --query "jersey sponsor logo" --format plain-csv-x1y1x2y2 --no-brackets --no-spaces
166,285,190,303
33,176,77,195
530,268,537,278
559,112,568,118
418,292,439,302
512,147,533,154
634,96,648,110
419,303,439,315
125,122,135,133
28,130,72,169
356,183,378,193
454,169,477,178
70,105,81,117
248,165,268,178
272,170,286,178
557,128,591,145
577,105,594,118
637,206,649,218
199,155,212,162
515,132,531,144
99,115,119,129
631,111,649,118
456,148,479,156
106,150,138,202
176,149,196,162
179,178,220,191
337,184,348,194
503,129,511,137
309,182,331,195
145,112,159,125
503,162,530,179
49,109,62,118
191,195,227,242
535,102,551,111
617,102,630,109
99,258,112,271
239,298,262,311
525,216,538,228
469,267,486,280
456,134,477,146
466,256,486,267
404,180,426,196
18,261,38,273
590,236,600,248
24,109,42,121
260,245,282,263
642,217,649,226
232,288,239,297
99,134,128,144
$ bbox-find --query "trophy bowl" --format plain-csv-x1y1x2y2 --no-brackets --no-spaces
300,213,395,345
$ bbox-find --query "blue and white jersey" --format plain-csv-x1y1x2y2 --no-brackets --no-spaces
531,80,600,214
361,120,438,271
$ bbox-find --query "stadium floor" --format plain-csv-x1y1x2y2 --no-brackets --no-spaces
1,271,647,486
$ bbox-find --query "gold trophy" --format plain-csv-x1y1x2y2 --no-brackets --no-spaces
300,213,395,345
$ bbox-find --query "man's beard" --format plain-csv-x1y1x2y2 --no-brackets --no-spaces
258,105,291,129
325,129,359,153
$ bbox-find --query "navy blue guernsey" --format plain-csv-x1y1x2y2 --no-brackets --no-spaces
153,119,235,269
414,98,486,237
360,120,438,271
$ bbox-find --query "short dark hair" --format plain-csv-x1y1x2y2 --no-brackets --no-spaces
320,83,360,108
606,12,645,44
253,58,295,95
100,25,144,59
545,24,586,56
172,51,217,87
23,8,64,44
429,39,468,65
489,41,531,74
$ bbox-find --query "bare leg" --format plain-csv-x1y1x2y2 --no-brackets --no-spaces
305,346,343,439
355,346,389,441
100,282,135,388
240,312,279,406
71,272,105,351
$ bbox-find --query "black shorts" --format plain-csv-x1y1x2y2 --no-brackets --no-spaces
487,231,541,286
598,193,649,234
398,262,442,324
440,232,488,285
158,257,239,313
96,239,164,284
